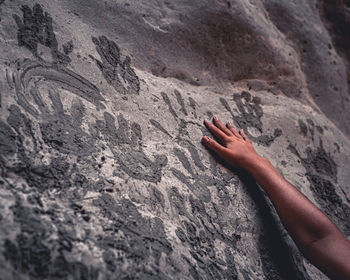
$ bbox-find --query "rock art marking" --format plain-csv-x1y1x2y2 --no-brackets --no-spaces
11,4,105,111
36,89,97,156
13,3,70,65
298,118,324,140
3,195,97,280
90,36,140,95
171,142,235,205
9,59,105,113
96,112,167,183
239,173,312,280
92,193,173,278
288,140,350,234
150,90,203,142
169,185,240,280
148,90,241,277
2,104,95,201
220,91,282,146
177,222,239,280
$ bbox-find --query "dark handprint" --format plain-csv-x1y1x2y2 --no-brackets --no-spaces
2,104,92,199
93,193,173,277
176,223,238,280
288,139,350,234
31,87,97,156
7,64,97,157
90,36,140,95
171,142,236,206
150,90,202,142
97,112,167,183
13,3,70,65
11,4,105,110
168,144,240,280
220,91,282,146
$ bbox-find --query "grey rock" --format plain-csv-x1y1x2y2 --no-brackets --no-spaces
0,1,349,279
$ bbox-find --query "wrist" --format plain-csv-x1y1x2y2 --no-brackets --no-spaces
241,154,269,173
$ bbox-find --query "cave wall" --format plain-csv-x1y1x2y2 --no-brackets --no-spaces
0,1,350,279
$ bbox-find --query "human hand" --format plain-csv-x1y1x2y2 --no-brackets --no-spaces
202,116,263,170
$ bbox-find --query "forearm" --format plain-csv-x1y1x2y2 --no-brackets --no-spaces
244,156,341,247
202,117,350,279
244,156,350,279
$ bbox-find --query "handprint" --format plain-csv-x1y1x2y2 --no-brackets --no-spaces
10,4,105,110
176,222,238,280
96,112,167,183
90,36,140,95
151,90,237,204
13,3,70,65
7,67,97,157
288,139,350,234
93,194,172,276
171,141,236,206
30,87,97,156
167,162,240,280
220,91,282,146
2,104,92,200
150,90,203,142
167,144,240,280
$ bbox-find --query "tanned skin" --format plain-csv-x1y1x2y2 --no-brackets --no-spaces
202,116,350,280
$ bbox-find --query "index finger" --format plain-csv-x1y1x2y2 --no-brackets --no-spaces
204,120,229,143
213,116,233,136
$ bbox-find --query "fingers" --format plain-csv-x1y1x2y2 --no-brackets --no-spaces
201,136,228,158
13,14,24,28
240,129,251,143
204,120,229,143
226,122,240,138
213,116,233,136
204,117,247,144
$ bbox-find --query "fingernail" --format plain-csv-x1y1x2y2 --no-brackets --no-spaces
213,116,217,121
227,122,231,126
202,136,210,143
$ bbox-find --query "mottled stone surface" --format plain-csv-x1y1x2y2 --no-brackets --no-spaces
0,1,349,279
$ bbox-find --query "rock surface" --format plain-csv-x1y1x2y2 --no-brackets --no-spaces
0,0,349,279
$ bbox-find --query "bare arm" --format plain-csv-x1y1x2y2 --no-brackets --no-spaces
202,117,350,280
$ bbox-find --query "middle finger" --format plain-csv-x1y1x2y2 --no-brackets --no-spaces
204,119,230,143
213,116,233,136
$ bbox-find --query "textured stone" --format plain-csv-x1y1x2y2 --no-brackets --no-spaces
0,1,349,279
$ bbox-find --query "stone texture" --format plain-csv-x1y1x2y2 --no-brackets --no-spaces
0,0,349,279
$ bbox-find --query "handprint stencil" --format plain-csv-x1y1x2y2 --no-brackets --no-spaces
176,222,238,280
150,90,203,142
288,140,350,234
151,90,240,207
2,104,93,200
220,91,282,146
10,4,105,112
171,142,236,206
92,193,173,278
31,87,97,156
90,36,140,95
13,3,70,65
96,112,167,183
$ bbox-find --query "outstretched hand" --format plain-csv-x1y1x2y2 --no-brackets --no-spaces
202,116,262,169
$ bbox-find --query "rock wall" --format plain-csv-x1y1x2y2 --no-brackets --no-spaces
0,1,349,279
